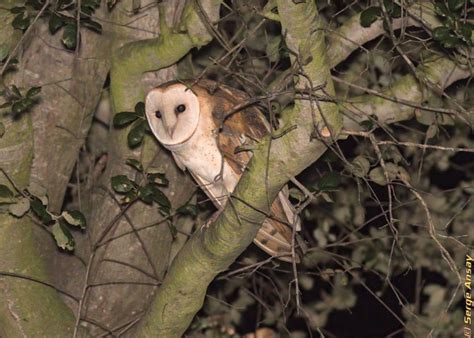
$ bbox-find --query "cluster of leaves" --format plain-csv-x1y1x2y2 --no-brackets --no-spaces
110,159,198,237
0,181,86,250
113,102,150,148
432,0,473,49
359,0,402,27
0,84,41,117
9,0,102,50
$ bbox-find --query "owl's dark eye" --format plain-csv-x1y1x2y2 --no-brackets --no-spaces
155,110,162,119
176,104,186,113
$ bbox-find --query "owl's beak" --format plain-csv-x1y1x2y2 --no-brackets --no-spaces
163,117,177,138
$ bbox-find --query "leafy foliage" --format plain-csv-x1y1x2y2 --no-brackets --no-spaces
0,85,41,117
8,0,102,50
113,102,150,148
1,182,86,251
433,0,473,48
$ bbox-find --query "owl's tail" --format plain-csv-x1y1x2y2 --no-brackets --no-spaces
253,191,306,263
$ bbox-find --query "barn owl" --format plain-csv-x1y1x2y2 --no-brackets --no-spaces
145,80,303,262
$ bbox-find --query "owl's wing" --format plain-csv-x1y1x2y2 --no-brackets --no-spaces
197,81,304,262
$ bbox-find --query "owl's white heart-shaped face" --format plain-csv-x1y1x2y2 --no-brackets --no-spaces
145,83,200,146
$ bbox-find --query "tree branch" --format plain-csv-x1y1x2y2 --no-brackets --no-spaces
340,56,472,130
327,2,442,68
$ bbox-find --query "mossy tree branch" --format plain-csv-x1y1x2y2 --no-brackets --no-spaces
134,1,342,336
341,56,472,130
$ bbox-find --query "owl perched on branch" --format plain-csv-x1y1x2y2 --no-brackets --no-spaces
145,80,304,262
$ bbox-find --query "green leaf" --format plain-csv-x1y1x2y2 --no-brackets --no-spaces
120,190,137,204
148,183,171,209
113,112,140,127
383,0,401,18
147,170,169,186
134,102,145,116
176,204,198,216
12,100,30,115
26,86,41,97
12,13,30,30
9,198,30,217
137,184,155,204
459,23,472,43
317,172,341,191
0,184,14,198
440,35,461,48
61,210,87,229
10,6,25,14
167,221,177,238
52,222,75,251
434,2,450,17
49,13,65,34
128,120,146,148
30,197,53,224
81,19,102,33
360,7,381,28
448,0,465,12
433,26,451,41
62,23,78,49
11,85,21,98
0,122,5,137
126,158,143,172
111,175,135,193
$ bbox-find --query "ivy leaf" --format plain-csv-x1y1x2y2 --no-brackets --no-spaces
113,112,141,127
30,197,53,224
61,210,87,229
52,221,75,251
126,158,143,172
49,13,65,34
360,7,381,27
26,86,41,97
128,120,146,148
62,23,78,49
111,175,135,193
317,172,342,191
9,197,30,217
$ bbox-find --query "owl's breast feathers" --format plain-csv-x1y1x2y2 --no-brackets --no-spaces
182,80,305,262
